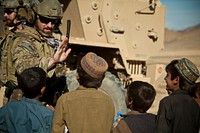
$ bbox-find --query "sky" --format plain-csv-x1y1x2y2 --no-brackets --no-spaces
160,0,200,31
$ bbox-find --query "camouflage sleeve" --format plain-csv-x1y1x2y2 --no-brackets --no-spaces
10,37,51,75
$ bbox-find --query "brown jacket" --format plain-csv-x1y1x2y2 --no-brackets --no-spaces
52,86,115,133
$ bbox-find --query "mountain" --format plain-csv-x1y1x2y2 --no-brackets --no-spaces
164,24,200,51
148,24,200,67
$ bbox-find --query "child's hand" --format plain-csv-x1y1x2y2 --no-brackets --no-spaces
46,104,55,111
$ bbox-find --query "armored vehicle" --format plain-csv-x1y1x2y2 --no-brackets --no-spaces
60,0,166,84
0,0,166,114
59,0,166,114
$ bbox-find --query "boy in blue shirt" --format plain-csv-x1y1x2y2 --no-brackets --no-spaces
0,67,54,133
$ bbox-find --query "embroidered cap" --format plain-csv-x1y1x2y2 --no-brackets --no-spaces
175,58,199,83
81,52,108,78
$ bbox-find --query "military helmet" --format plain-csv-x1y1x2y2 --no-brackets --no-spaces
2,0,31,8
33,0,63,19
2,0,21,9
3,0,34,26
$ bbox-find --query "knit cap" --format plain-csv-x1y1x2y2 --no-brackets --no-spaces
175,58,199,83
81,52,108,78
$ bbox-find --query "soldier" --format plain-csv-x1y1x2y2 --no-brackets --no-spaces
0,0,71,105
2,0,31,35
0,0,33,106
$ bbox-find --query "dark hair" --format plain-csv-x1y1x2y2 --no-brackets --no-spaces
17,67,47,99
127,81,156,113
165,60,179,80
190,82,200,98
165,59,195,92
77,66,104,88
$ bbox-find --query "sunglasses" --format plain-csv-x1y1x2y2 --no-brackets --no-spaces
38,15,60,25
4,8,15,15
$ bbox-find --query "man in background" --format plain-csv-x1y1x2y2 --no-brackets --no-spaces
0,0,33,106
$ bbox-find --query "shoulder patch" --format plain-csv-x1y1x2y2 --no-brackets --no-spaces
18,41,37,54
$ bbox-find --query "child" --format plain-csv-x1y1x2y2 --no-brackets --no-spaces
0,67,54,133
52,52,115,133
155,58,200,133
112,81,156,133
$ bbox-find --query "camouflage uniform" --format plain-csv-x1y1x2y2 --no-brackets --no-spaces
5,25,62,104
1,0,64,83
0,32,15,83
0,0,31,106
0,30,17,106
0,0,65,106
8,26,55,82
0,0,23,83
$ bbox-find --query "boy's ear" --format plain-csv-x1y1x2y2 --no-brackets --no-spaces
127,98,133,108
129,100,133,105
41,86,46,95
173,76,180,85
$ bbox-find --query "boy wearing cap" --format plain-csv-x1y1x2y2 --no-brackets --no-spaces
155,58,200,133
52,52,115,133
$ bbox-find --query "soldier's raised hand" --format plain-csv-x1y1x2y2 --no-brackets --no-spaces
48,37,71,71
